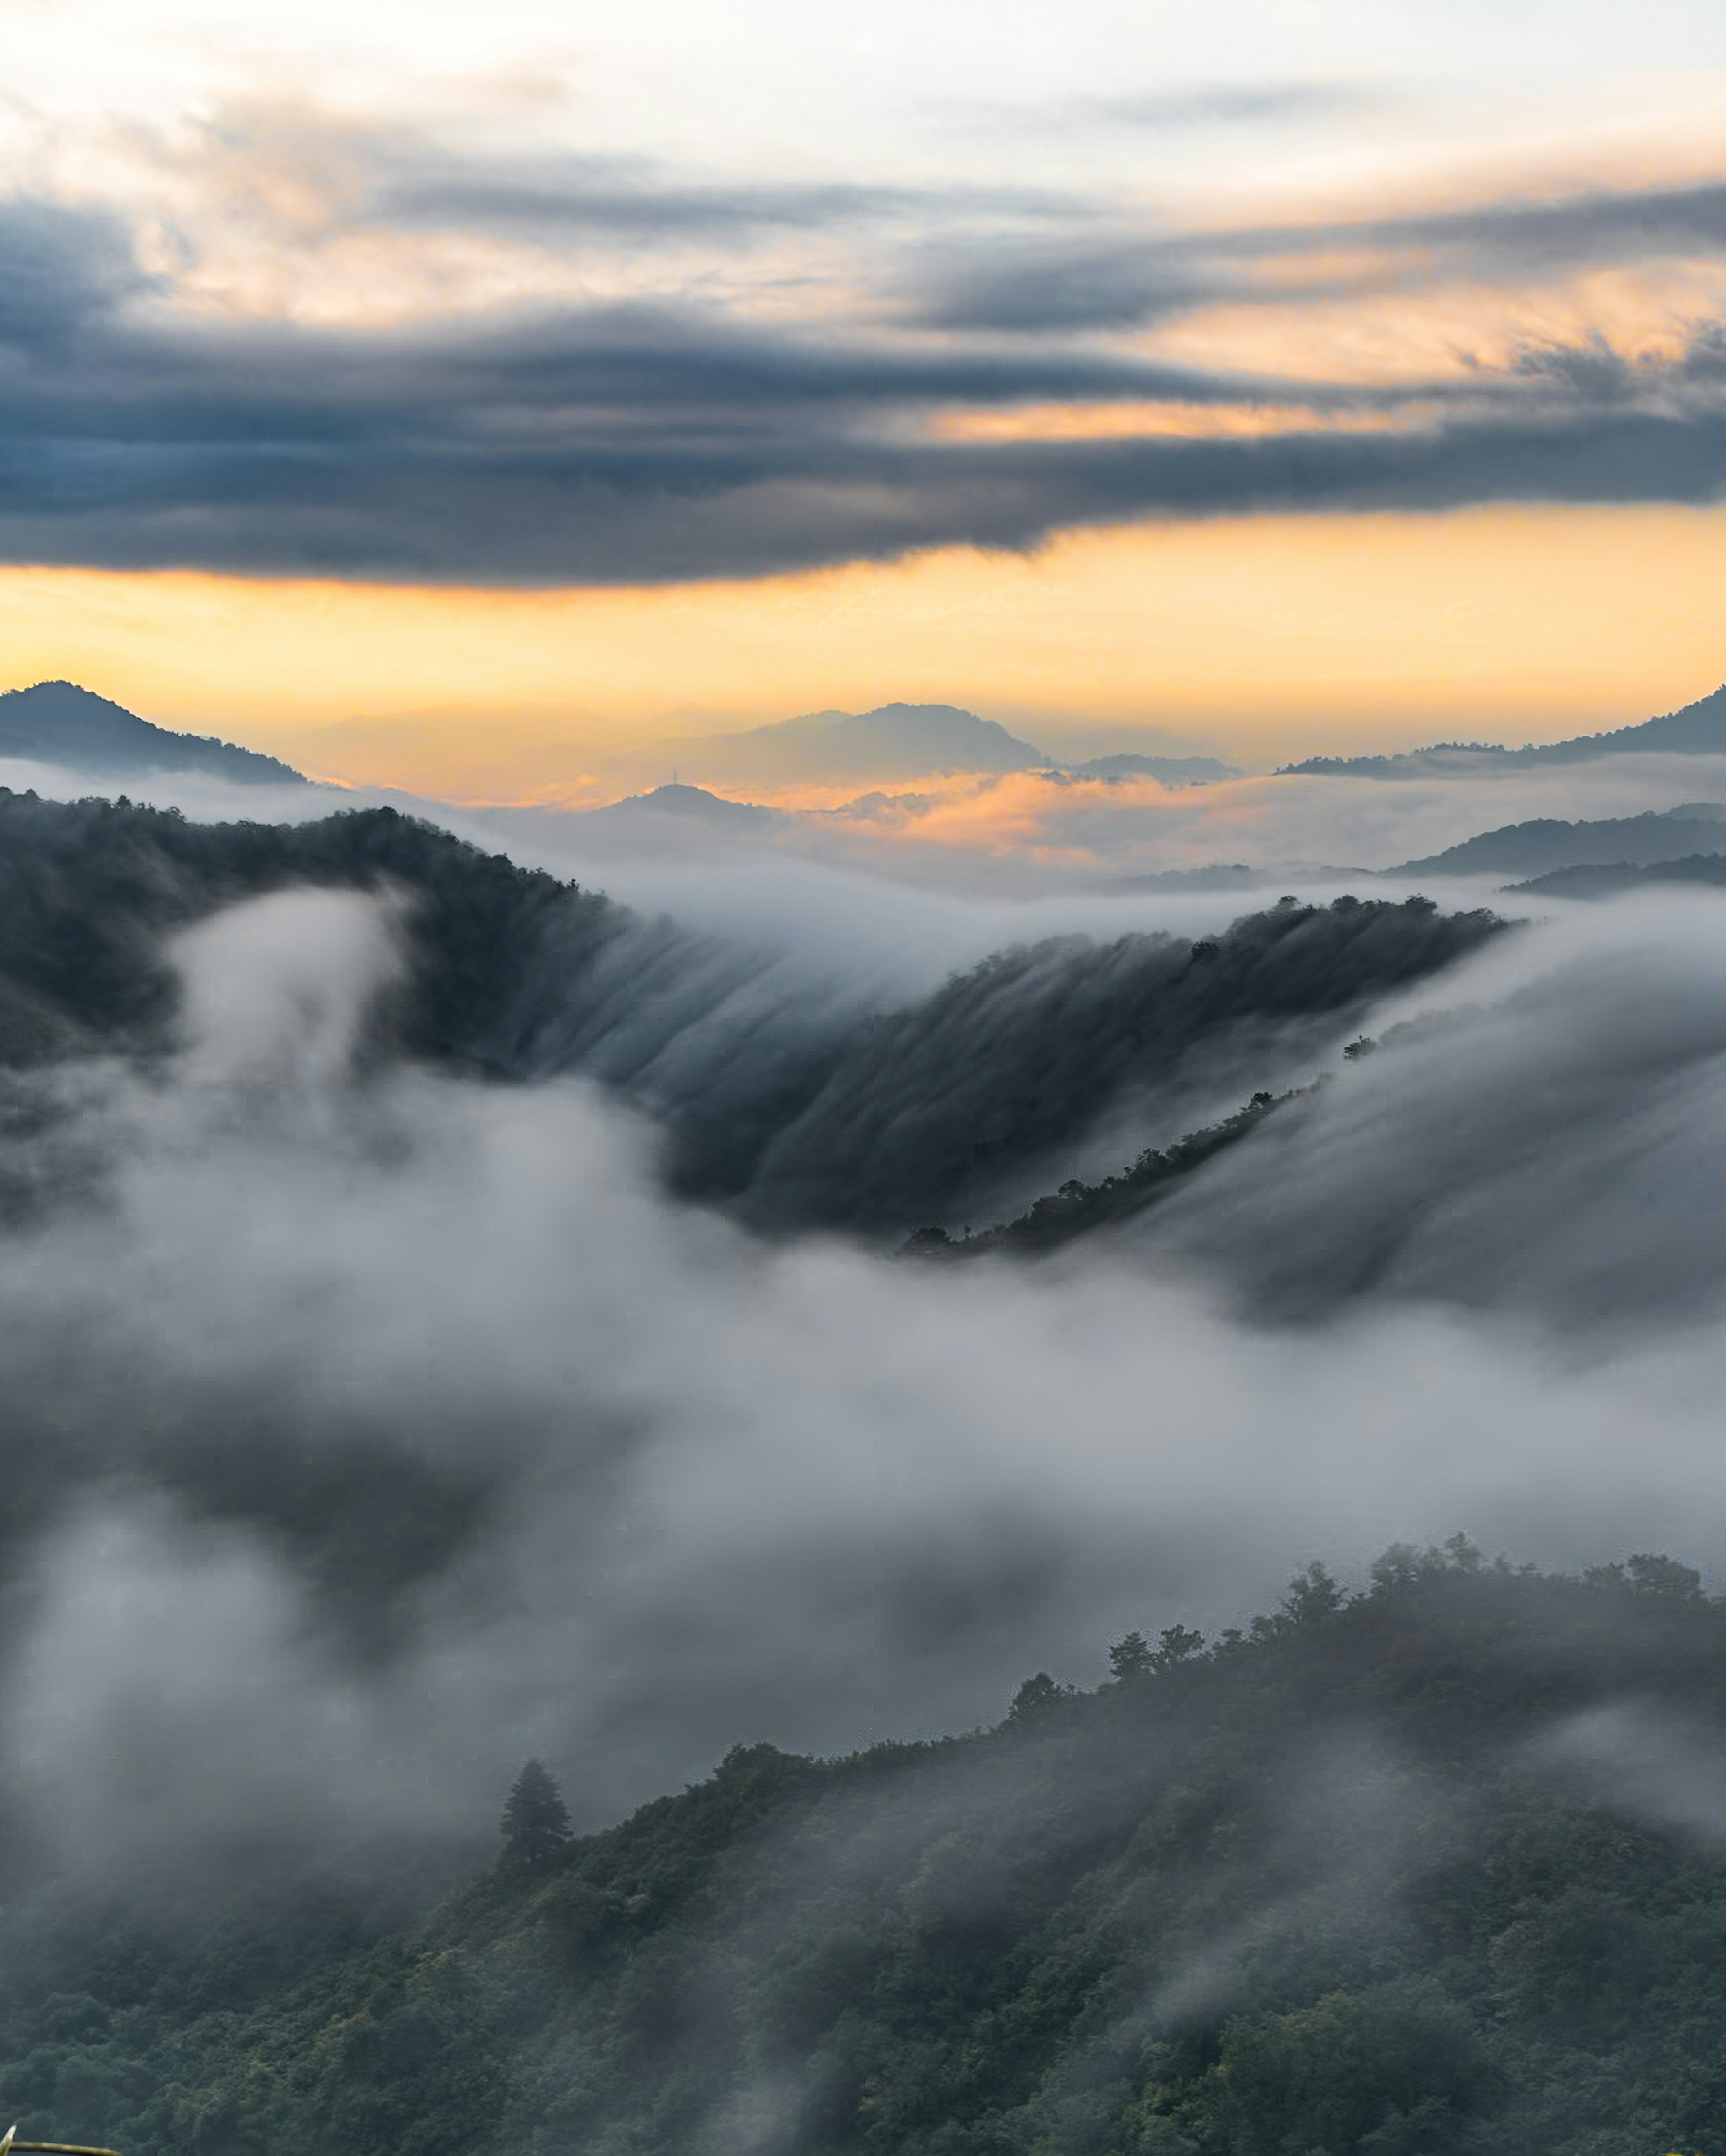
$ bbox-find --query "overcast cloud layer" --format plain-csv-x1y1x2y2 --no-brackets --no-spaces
8,106,1726,583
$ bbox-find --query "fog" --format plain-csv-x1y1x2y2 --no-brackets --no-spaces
17,742,1726,932
4,873,1726,1884
1134,889,1726,1326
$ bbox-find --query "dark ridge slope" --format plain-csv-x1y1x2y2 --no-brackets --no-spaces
901,1088,1294,1260
0,795,1503,1234
0,790,606,1069
1388,805,1726,877
1283,680,1726,776
610,892,1505,1233
5,1548,1726,2156
1508,853,1726,898
0,681,307,784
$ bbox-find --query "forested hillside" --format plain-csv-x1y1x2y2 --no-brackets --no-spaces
0,790,1502,1234
4,1547,1725,2156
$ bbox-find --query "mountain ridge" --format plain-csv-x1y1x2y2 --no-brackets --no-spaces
1281,681,1726,777
1384,804,1726,877
0,681,307,785
4,1548,1723,2156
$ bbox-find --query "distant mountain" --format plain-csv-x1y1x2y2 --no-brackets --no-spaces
580,782,784,830
1387,804,1726,877
1060,752,1240,785
673,702,1046,786
1507,854,1726,898
0,680,306,784
1102,863,1263,892
1282,682,1726,777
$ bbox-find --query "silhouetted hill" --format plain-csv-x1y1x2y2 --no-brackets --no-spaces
582,782,785,829
1508,853,1726,898
1282,682,1726,776
674,703,1046,785
0,681,306,784
1388,804,1726,876
7,1547,1726,2156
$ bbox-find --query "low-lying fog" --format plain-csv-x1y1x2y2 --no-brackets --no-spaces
3,810,1726,1879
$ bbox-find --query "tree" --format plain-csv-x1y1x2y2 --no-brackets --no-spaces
1281,1561,1349,1627
1586,1552,1706,1602
1008,1673,1068,1723
500,1759,572,1871
1151,1623,1206,1671
1108,1631,1154,1682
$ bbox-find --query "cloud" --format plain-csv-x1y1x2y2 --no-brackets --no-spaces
4,878,1726,1879
1133,890,1726,1327
4,136,1726,581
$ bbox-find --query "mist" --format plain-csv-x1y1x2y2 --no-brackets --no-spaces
2,875,1726,1894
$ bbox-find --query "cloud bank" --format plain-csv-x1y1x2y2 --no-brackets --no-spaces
3,875,1726,1885
7,98,1726,584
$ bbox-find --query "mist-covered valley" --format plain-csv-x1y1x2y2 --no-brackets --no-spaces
8,696,1726,2154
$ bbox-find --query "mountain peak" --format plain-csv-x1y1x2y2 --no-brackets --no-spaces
0,680,306,785
672,701,1045,786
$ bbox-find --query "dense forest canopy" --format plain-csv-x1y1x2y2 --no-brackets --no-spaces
3,1548,1724,2156
0,789,1502,1235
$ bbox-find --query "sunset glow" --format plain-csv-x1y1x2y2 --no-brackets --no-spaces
0,501,1721,793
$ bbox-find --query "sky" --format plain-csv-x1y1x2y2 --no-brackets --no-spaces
4,0,1726,782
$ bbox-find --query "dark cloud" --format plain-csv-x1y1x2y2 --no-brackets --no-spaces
3,163,1726,581
0,201,148,352
915,180,1726,334
911,238,1219,332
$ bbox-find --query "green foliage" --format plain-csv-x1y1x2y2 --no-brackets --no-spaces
9,1547,1726,2155
0,793,1504,1239
499,1762,573,1873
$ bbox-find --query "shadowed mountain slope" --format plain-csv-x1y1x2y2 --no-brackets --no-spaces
0,794,1502,1235
5,1549,1726,2156
1508,853,1726,898
0,681,307,784
1386,804,1726,877
1284,682,1726,777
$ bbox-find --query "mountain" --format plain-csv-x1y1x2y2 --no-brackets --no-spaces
1102,863,1262,892
0,792,1501,1234
1385,803,1726,877
1508,853,1726,898
7,1546,1726,2156
578,781,785,830
1281,681,1726,777
0,681,307,785
670,703,1047,786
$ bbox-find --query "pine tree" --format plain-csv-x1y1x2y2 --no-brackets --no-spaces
499,1759,572,1871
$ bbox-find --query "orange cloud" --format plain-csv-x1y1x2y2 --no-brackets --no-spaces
928,401,1433,444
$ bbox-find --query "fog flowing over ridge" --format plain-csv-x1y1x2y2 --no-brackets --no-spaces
0,787,1502,1236
3,868,1726,1885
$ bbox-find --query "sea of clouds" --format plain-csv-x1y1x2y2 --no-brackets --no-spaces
3,832,1726,1886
